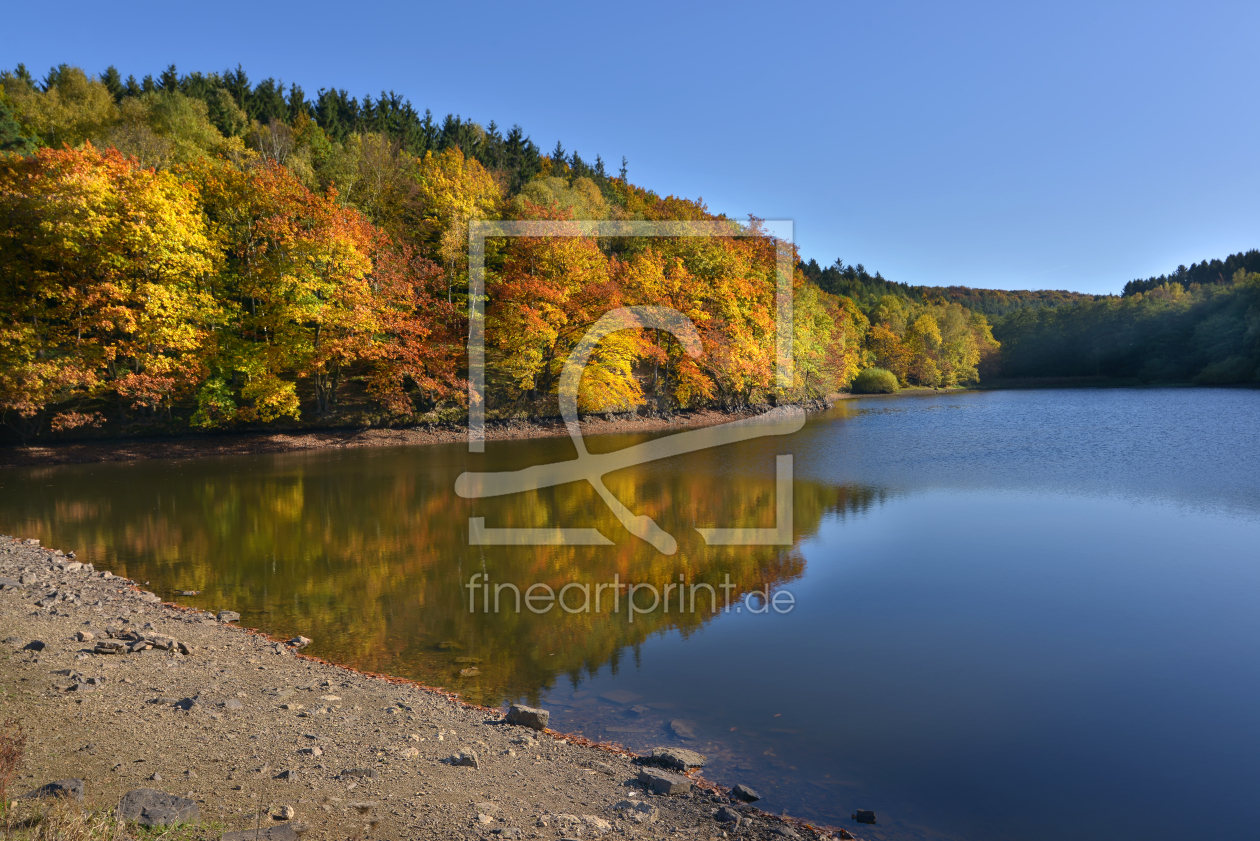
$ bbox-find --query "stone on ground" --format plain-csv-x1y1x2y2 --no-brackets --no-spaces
637,767,693,795
505,703,549,730
21,778,83,801
117,788,200,827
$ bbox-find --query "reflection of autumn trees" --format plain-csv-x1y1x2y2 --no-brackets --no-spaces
1,444,890,705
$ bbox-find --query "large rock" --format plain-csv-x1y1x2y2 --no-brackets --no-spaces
117,788,199,827
649,747,706,770
715,806,742,824
22,778,83,801
505,704,549,730
637,768,692,795
852,809,877,824
731,783,761,802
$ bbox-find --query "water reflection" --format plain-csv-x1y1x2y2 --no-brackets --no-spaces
0,433,889,708
8,389,1260,840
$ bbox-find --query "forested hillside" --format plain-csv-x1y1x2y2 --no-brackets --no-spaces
2,62,1250,445
0,62,1007,443
993,264,1260,383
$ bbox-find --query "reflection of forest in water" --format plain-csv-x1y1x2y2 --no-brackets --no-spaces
0,439,893,706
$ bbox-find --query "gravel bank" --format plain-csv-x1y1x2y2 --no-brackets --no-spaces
0,401,839,469
0,534,851,840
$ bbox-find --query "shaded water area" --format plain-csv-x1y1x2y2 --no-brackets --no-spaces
4,388,1260,840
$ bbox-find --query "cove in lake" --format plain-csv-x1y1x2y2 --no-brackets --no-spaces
3,388,1259,841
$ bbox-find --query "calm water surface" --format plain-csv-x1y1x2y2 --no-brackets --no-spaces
3,388,1259,841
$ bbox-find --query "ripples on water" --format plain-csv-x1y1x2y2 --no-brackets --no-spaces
3,388,1259,841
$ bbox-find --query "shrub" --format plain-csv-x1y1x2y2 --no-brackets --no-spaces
851,367,899,394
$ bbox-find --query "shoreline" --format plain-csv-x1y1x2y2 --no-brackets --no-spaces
0,534,852,840
0,399,840,468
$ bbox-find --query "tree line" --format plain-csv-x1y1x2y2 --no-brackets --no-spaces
1,63,1009,443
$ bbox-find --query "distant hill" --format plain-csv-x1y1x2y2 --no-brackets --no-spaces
798,258,1098,317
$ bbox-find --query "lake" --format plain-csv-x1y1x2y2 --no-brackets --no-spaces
3,387,1259,840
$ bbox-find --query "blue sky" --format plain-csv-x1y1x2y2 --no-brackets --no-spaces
4,0,1256,294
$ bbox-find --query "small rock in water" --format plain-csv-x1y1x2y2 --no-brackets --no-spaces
649,746,706,770
731,783,761,802
505,704,549,730
217,610,240,623
436,639,463,650
668,719,698,740
450,750,480,769
287,636,312,648
599,689,641,705
852,809,877,824
627,704,650,717
179,590,199,596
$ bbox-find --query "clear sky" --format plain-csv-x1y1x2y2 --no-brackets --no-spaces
4,0,1256,294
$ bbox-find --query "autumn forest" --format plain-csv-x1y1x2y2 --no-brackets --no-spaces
0,63,1257,443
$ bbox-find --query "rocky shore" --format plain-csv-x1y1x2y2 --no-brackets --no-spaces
0,534,853,840
0,400,840,468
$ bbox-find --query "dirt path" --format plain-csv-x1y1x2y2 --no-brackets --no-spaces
0,535,851,840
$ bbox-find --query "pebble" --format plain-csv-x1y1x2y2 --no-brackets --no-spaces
614,800,659,824
853,808,877,824
450,750,480,769
275,804,296,820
